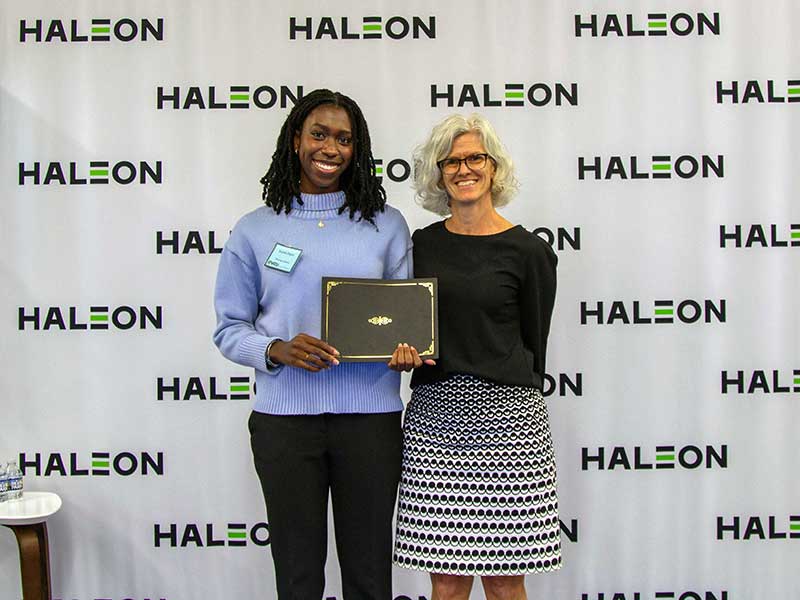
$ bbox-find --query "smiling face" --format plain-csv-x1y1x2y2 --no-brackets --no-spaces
294,104,354,194
440,131,496,209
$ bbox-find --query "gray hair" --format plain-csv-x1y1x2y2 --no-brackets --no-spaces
413,113,519,216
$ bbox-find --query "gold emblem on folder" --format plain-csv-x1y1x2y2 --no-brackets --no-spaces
368,316,393,326
322,277,438,361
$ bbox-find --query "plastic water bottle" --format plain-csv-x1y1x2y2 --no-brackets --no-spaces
0,462,8,502
6,460,23,501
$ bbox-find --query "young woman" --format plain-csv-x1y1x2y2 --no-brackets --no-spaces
214,89,412,599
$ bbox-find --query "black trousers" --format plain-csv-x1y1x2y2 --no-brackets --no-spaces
248,410,402,600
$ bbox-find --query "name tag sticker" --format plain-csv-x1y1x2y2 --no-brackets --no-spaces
265,243,303,273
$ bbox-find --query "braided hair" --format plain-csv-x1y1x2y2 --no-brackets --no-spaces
260,89,386,224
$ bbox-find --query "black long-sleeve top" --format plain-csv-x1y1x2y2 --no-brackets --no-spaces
410,220,558,390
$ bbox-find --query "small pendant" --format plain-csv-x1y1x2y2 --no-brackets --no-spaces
318,220,325,228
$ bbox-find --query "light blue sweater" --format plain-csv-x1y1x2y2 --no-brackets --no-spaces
213,191,412,415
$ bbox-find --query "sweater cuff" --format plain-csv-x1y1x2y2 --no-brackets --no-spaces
239,334,284,376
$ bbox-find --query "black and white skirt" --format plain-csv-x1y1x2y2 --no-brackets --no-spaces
393,374,562,577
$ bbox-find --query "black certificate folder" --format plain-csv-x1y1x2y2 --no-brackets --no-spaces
321,277,438,362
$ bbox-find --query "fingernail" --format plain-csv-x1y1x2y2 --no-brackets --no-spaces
332,358,340,366
403,343,409,348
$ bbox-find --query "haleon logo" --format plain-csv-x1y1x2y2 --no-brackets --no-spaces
157,85,303,110
289,16,435,40
156,230,225,255
20,452,164,477
18,305,163,331
157,375,254,401
581,593,728,600
152,223,587,257
154,518,577,550
575,12,720,37
542,373,583,398
578,155,723,180
717,514,800,540
716,79,800,104
534,227,581,252
430,83,578,108
581,445,728,471
721,369,800,395
720,224,800,248
580,299,726,325
20,18,164,43
18,160,162,186
154,522,270,547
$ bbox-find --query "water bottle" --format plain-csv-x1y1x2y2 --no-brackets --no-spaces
0,462,8,502
6,460,23,501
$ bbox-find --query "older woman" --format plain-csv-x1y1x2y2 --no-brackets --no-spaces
390,114,560,600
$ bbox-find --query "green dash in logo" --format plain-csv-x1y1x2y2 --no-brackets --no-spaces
227,523,248,546
651,156,672,179
362,16,383,38
229,376,251,400
654,445,677,468
647,13,668,35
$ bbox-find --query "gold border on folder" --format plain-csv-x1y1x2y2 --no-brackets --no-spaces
324,280,436,359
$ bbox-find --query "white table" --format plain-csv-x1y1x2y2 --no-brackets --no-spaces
0,492,62,600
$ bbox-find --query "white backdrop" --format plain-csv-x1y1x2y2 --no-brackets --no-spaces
1,1,798,599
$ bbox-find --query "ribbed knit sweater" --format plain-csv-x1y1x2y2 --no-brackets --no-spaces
213,191,412,415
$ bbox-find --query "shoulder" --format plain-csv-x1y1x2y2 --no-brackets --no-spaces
225,206,274,258
512,226,558,268
231,205,272,233
373,204,411,240
376,203,408,228
412,220,446,243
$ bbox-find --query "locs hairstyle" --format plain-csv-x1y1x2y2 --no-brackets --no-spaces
260,89,386,224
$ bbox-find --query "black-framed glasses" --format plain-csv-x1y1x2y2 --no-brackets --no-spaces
437,153,492,174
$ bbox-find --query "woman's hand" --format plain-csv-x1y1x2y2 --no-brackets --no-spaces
387,343,436,372
269,334,340,372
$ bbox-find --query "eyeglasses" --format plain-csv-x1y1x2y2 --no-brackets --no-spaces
437,153,492,174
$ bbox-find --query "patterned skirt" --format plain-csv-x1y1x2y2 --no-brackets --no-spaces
393,374,562,576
